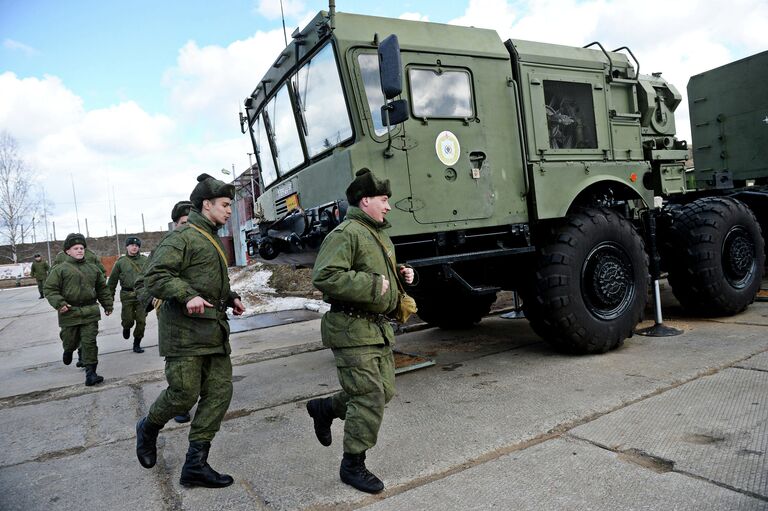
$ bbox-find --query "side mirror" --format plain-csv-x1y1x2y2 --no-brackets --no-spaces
378,34,402,100
380,99,409,126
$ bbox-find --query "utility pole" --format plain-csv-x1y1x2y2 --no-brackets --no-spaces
52,221,57,242
141,213,146,232
42,187,51,264
85,218,90,238
32,216,36,243
114,215,120,255
70,174,81,233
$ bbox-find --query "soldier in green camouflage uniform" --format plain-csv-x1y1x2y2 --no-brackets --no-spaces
30,253,50,299
135,174,245,488
44,233,113,386
308,169,415,494
108,237,149,353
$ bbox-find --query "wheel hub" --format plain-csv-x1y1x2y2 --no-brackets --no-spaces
723,226,755,288
582,242,635,320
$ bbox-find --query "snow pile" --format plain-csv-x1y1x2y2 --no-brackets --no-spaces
228,263,329,317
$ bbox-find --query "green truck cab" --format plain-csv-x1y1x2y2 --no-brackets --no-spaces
241,10,764,353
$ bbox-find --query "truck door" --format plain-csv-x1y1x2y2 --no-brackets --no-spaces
399,54,499,224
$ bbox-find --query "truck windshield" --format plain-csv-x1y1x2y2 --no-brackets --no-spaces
253,42,352,189
293,44,353,156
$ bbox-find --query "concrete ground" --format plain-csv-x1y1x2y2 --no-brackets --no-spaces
0,284,766,510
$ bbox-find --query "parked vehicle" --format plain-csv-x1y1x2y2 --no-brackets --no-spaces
240,8,765,353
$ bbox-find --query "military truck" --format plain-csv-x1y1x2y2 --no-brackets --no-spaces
240,9,765,353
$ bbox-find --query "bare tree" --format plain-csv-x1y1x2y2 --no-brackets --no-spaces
0,131,41,263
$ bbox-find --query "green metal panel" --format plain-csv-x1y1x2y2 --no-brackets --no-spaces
531,161,653,219
688,50,768,187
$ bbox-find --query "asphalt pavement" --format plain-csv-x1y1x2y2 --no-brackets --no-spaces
0,284,766,510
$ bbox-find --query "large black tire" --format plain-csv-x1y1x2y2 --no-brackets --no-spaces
415,292,496,329
522,208,648,354
662,197,764,316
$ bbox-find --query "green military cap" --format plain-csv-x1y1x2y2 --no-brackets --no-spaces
34,253,41,257
126,236,141,247
345,168,391,204
190,173,236,208
64,233,87,250
171,200,193,222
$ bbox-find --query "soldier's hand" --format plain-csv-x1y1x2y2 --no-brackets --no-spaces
380,275,390,296
232,298,245,316
59,304,70,313
186,296,213,315
399,266,415,285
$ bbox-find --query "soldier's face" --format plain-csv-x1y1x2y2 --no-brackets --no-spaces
126,244,140,255
360,195,391,223
174,215,189,228
34,256,41,261
203,198,232,226
66,245,85,260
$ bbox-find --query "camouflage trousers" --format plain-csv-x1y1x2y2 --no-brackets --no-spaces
120,295,146,340
60,322,99,365
148,354,233,443
36,280,45,297
330,344,395,454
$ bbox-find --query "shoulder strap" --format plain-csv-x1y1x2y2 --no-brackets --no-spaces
188,223,228,266
350,219,405,293
126,256,143,275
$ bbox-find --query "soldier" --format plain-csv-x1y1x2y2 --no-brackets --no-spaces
108,237,149,353
307,168,415,494
44,233,113,386
30,253,50,299
135,174,245,488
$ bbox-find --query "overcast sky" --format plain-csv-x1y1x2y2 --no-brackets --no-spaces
1,0,766,239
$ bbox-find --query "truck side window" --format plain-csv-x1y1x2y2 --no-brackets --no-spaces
293,44,353,156
409,68,473,118
543,80,598,149
357,53,388,136
254,117,278,186
266,83,304,174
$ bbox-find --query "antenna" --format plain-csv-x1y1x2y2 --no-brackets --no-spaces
279,0,288,46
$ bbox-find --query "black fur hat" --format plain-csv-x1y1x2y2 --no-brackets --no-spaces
64,233,87,250
190,173,235,209
345,168,391,205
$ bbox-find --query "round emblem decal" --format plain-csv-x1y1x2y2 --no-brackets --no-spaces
435,131,460,166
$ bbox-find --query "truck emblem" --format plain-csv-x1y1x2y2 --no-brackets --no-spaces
435,131,461,166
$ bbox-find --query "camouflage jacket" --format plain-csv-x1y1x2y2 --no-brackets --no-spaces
44,255,113,327
54,249,106,276
107,253,149,301
30,260,50,281
312,207,401,348
144,210,239,357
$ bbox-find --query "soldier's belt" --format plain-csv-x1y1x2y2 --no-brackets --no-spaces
205,297,228,312
330,303,388,323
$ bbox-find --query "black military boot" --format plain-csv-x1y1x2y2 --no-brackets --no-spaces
136,417,163,468
84,364,104,386
179,441,234,488
62,350,73,365
122,327,130,339
133,338,144,353
340,452,384,494
306,397,335,446
76,348,84,367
